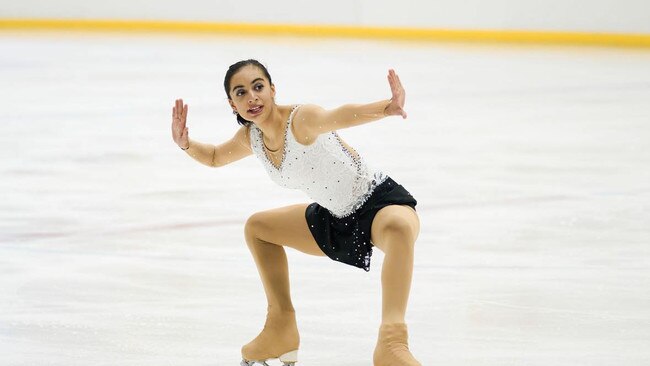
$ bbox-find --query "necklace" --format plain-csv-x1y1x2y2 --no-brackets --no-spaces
262,120,285,153
263,137,281,153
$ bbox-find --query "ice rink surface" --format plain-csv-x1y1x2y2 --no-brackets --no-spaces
1,31,649,365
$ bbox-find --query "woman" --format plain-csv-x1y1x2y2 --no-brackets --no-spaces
171,59,422,366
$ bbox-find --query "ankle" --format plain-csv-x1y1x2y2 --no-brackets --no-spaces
266,306,297,328
379,322,408,331
267,305,296,315
381,317,405,326
381,322,405,327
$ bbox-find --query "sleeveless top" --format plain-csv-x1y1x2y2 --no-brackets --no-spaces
249,105,388,218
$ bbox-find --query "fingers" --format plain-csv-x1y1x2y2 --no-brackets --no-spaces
388,74,397,97
390,69,403,89
387,69,403,95
386,70,407,119
175,99,183,116
172,103,178,132
171,99,191,148
395,74,404,92
172,98,188,124
182,104,188,129
174,99,185,118
172,99,188,144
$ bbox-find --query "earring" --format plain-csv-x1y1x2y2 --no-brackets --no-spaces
232,110,238,115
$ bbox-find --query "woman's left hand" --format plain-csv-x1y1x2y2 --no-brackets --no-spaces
384,69,407,119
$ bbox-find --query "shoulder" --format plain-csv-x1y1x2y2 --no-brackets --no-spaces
235,124,254,151
292,104,328,133
293,104,325,121
290,104,327,145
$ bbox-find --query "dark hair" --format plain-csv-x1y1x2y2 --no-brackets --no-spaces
224,59,273,127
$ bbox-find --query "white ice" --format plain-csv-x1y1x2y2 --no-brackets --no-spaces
1,31,650,366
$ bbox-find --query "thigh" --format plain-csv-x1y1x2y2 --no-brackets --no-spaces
247,203,327,257
370,204,420,252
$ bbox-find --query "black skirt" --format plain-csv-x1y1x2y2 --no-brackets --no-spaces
305,176,417,271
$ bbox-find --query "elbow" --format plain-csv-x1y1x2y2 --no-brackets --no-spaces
210,147,220,167
210,154,229,168
209,158,222,168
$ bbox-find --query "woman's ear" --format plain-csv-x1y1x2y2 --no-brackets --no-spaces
229,100,237,113
271,84,276,98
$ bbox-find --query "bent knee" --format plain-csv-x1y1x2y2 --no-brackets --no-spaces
244,212,268,239
383,216,416,238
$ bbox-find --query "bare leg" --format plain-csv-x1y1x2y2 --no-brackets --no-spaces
379,228,416,324
371,205,420,324
244,203,325,311
244,234,294,313
241,203,325,363
370,204,422,366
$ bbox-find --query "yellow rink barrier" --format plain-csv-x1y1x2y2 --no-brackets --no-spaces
1,18,650,48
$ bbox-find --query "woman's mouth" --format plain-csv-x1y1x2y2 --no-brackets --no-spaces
248,105,264,116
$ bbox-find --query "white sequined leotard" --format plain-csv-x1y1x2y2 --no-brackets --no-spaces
249,105,388,218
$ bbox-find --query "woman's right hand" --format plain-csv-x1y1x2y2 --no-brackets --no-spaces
172,98,190,149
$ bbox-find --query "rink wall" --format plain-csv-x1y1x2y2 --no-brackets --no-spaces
1,0,650,47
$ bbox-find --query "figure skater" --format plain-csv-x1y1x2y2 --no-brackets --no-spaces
171,59,421,366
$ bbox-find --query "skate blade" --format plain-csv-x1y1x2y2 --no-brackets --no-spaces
240,349,298,366
240,360,270,366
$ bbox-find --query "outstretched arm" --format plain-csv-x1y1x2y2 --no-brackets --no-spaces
171,98,252,167
297,69,407,136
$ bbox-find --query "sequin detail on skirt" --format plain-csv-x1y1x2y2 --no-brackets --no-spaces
305,176,417,271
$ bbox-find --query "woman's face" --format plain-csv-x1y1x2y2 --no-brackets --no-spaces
228,65,276,123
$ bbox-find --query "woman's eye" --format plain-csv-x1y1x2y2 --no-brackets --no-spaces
255,84,263,91
236,90,245,96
